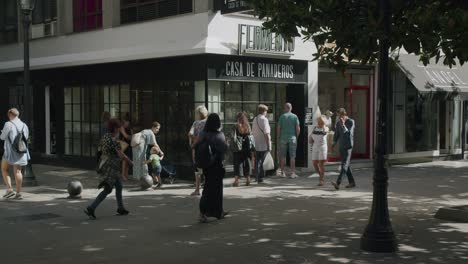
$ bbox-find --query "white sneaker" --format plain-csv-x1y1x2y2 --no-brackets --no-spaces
290,173,299,179
3,190,15,199
276,170,286,178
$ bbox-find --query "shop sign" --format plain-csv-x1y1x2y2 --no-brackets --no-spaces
238,24,295,56
208,57,307,83
219,0,251,14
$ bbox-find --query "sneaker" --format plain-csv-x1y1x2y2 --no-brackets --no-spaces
290,173,299,179
3,190,15,199
84,207,97,220
277,171,287,178
345,183,356,189
117,208,129,216
153,182,162,189
331,182,340,190
13,193,23,200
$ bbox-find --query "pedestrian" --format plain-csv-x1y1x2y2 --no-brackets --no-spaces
1,108,30,200
277,103,301,178
194,113,229,223
331,108,356,190
309,115,329,186
188,105,208,196
231,112,253,187
85,119,132,219
145,145,164,188
131,122,163,181
252,104,272,184
119,119,133,181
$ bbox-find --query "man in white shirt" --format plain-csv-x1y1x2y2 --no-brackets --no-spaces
252,104,272,183
1,108,30,200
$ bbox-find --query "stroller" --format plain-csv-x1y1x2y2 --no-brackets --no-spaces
160,159,177,184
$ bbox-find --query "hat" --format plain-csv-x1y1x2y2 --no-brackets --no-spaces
325,110,333,117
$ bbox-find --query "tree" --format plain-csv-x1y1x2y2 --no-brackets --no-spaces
246,0,468,253
246,0,467,70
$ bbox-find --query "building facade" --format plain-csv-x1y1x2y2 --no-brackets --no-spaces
0,0,318,171
2,0,466,172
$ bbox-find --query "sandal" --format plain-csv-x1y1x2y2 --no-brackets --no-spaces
233,182,239,187
245,181,251,186
199,214,208,223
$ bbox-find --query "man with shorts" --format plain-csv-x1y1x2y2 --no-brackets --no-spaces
277,103,300,178
1,108,30,200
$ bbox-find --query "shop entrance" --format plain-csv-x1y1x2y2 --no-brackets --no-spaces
321,72,372,162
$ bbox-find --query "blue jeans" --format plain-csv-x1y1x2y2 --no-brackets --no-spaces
89,178,124,210
336,148,355,186
256,151,268,182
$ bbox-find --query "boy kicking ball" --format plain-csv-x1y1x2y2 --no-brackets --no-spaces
145,146,164,189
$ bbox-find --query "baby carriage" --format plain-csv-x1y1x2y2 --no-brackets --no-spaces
160,159,177,184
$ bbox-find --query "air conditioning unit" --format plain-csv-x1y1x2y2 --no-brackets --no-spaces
31,21,57,39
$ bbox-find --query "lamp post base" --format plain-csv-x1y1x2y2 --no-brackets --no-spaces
361,228,397,253
22,164,38,187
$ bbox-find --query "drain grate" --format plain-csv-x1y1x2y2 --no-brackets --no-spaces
5,213,62,223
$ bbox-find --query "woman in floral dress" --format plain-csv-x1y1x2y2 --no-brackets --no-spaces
85,119,132,219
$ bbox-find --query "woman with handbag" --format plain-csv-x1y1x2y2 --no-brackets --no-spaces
231,112,253,187
85,119,133,219
252,104,272,184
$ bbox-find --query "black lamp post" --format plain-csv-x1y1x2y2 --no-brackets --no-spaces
19,0,37,186
360,0,397,253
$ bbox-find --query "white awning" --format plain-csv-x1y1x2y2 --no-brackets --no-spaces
395,54,468,94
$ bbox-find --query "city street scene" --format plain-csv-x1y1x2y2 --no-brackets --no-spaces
0,0,467,263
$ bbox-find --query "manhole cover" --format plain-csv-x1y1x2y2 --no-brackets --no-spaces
5,213,62,223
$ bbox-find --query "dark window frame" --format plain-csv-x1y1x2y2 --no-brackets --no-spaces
120,0,193,25
73,0,103,33
0,0,18,45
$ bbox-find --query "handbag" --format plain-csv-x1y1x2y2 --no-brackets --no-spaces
230,127,243,152
96,154,109,174
130,132,143,147
263,152,274,171
247,135,256,151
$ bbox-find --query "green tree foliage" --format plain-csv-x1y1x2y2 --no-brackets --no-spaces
245,0,468,69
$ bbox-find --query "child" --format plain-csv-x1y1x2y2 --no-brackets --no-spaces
145,146,164,188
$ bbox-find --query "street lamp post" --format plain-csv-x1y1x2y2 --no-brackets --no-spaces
19,0,37,186
360,0,397,253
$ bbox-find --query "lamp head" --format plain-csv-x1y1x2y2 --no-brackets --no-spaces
19,0,36,12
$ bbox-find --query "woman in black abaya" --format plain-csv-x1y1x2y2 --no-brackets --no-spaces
195,113,229,222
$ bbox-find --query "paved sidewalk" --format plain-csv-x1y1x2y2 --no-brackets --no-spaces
0,161,467,264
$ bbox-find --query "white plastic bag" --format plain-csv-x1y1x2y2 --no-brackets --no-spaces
263,152,275,171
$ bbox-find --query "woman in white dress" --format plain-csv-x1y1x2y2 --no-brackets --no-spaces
309,116,329,186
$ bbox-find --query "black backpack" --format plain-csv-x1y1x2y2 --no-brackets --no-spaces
9,121,28,154
194,140,216,169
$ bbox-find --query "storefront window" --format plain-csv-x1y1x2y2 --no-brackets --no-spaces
120,0,193,25
207,81,283,163
404,81,437,152
64,84,130,157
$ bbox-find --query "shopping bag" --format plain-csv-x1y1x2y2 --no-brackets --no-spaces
263,152,274,171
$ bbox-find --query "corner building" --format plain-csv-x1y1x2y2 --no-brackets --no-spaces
0,0,318,172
